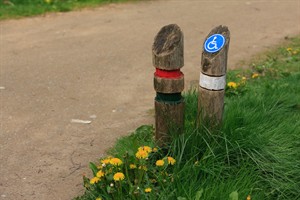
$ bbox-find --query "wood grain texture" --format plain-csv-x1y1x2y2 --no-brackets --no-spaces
155,100,184,145
198,87,224,126
152,24,184,70
154,76,184,93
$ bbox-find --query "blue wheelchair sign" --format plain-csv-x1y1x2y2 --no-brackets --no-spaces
204,34,225,53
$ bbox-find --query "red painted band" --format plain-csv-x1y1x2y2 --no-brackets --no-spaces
155,68,183,78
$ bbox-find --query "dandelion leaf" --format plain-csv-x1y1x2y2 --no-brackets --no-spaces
89,162,98,177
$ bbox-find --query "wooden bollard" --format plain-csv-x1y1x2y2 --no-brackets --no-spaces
152,24,184,145
198,25,230,127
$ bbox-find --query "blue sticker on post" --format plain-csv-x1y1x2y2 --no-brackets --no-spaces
204,34,225,53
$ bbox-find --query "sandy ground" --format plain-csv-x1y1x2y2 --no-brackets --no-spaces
0,0,299,199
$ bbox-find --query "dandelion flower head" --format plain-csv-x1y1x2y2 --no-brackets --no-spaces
138,146,152,153
156,159,164,167
136,150,149,159
96,170,105,178
167,157,176,165
113,172,125,181
227,82,237,89
145,187,152,193
101,157,111,165
90,177,100,184
110,157,123,166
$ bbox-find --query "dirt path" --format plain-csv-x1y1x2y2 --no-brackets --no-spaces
0,0,299,199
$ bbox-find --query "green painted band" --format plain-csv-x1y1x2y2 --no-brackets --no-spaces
155,92,183,103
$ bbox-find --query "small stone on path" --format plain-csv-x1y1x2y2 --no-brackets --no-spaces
71,119,92,124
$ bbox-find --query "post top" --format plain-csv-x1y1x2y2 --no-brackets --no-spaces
152,24,184,70
201,25,230,76
153,24,182,56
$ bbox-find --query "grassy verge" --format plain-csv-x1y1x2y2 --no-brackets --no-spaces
75,36,300,200
0,0,139,20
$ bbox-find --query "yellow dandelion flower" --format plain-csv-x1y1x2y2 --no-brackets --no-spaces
252,73,259,79
242,76,247,81
153,147,158,152
156,159,164,167
90,177,100,185
101,157,111,165
96,198,102,200
113,172,125,181
247,195,251,200
138,146,152,153
286,47,293,51
129,164,137,169
227,81,237,89
96,170,105,178
145,187,152,193
110,158,123,166
292,50,298,55
167,157,176,165
44,0,52,4
135,150,149,159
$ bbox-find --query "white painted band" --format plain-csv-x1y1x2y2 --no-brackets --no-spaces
199,72,226,90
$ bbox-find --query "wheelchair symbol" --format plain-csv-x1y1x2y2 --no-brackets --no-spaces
207,36,218,50
204,34,225,53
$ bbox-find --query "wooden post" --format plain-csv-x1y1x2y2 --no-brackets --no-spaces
198,25,230,127
152,24,184,146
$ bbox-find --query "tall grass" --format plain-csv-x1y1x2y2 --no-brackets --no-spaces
165,70,300,199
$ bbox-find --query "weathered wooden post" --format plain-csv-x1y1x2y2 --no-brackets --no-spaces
198,25,230,127
152,24,184,145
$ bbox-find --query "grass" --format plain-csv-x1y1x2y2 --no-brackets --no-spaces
0,0,139,20
75,36,300,200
